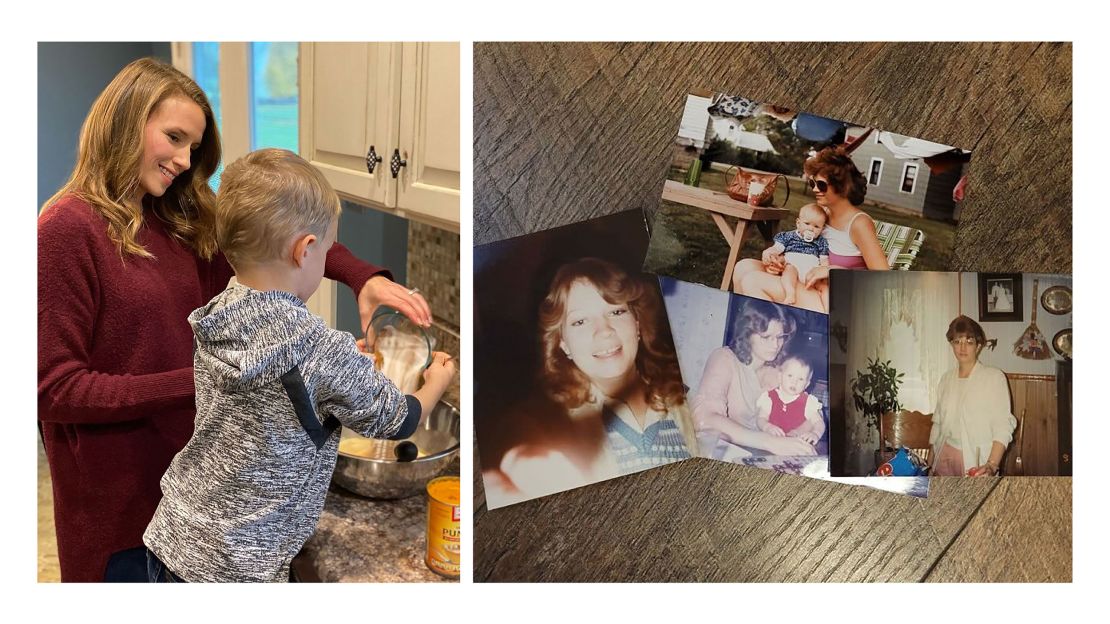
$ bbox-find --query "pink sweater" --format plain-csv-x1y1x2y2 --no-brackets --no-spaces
690,347,763,431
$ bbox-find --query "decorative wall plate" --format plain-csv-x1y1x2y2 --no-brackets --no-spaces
1053,328,1072,359
1041,285,1072,315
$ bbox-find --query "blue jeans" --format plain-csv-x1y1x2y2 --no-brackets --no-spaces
103,546,149,582
145,547,187,583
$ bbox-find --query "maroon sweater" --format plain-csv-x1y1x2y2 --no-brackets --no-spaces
38,195,388,582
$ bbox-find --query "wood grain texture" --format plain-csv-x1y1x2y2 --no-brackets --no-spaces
1006,376,1061,476
924,478,1072,582
473,42,1071,582
475,459,1004,582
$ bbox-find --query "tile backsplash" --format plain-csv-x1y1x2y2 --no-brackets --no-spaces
406,221,460,330
406,221,460,407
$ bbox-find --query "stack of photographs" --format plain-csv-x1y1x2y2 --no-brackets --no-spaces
475,90,1073,509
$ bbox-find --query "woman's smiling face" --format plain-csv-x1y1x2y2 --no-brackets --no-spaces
136,95,205,201
559,279,639,385
812,174,842,207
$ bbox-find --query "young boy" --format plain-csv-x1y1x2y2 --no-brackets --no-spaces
762,203,830,309
142,148,455,582
755,356,825,447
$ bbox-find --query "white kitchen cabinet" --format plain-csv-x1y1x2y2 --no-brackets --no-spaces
299,42,459,232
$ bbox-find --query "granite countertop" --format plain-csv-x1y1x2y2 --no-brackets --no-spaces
299,459,460,583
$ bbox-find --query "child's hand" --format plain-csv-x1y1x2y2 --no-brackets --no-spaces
761,249,786,274
759,421,785,437
422,352,456,394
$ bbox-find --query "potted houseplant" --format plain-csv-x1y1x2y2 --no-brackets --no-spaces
850,357,904,445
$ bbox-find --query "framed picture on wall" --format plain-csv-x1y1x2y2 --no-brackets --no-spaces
978,273,1023,322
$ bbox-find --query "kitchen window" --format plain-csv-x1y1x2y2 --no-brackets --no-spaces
249,42,298,153
172,42,299,188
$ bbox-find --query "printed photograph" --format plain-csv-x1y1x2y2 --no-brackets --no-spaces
829,271,1072,477
475,210,699,509
645,90,971,314
661,278,928,497
980,273,1022,321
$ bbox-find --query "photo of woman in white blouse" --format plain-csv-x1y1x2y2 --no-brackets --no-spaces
928,315,1017,476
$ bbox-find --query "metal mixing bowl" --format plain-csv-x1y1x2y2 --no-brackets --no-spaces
332,400,459,499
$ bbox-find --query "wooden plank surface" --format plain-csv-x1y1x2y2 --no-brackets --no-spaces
473,42,1071,582
924,478,1072,582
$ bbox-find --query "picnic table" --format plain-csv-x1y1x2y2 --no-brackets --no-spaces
661,180,791,290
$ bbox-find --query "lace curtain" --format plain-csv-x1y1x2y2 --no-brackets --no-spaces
844,271,959,475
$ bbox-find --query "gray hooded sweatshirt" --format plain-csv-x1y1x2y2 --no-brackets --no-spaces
143,283,420,582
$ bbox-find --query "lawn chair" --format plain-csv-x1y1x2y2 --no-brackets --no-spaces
873,220,926,270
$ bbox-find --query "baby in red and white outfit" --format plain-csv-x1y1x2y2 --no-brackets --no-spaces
755,356,825,446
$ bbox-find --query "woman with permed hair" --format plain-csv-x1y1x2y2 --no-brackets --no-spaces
38,57,430,581
733,146,889,309
496,258,696,499
927,315,1017,476
691,298,819,456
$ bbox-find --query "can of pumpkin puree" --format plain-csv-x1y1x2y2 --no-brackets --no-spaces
425,476,460,578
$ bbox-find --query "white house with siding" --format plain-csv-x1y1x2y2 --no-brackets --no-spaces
845,127,965,221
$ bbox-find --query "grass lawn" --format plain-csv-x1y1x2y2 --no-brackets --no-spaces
644,166,955,288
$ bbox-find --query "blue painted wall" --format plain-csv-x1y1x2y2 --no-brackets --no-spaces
38,42,171,209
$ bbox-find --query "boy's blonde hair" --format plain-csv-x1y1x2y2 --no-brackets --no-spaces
217,148,341,269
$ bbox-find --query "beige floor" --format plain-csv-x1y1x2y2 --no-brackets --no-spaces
38,439,60,582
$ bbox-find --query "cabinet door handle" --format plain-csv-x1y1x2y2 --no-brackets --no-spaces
365,146,383,174
390,148,407,179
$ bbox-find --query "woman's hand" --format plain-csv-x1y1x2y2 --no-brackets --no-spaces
758,421,785,437
358,275,433,331
967,462,998,477
796,431,820,446
765,436,817,456
802,265,831,289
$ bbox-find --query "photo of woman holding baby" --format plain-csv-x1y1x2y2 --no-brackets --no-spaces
645,92,969,318
691,297,827,459
733,147,889,312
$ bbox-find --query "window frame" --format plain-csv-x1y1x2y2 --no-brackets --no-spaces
899,162,919,195
868,157,884,187
171,42,252,165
